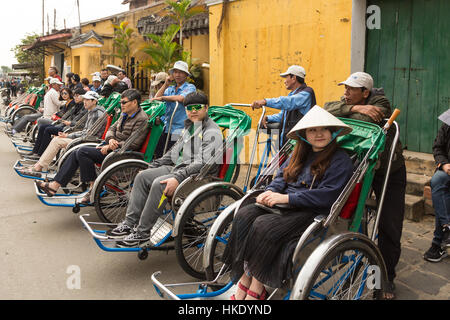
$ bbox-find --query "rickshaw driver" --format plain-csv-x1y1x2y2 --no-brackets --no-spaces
250,65,316,146
324,72,406,300
107,91,223,248
151,61,196,158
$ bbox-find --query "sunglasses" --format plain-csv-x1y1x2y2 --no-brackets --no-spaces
61,92,69,95
120,100,132,105
185,104,206,111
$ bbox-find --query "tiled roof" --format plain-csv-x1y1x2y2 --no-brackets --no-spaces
24,31,72,50
68,30,104,47
137,11,209,38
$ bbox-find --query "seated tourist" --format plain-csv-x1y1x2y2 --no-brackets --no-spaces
35,89,149,204
19,90,106,177
222,106,353,300
106,91,223,248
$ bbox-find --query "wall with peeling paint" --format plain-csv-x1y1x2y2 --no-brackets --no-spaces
208,0,353,123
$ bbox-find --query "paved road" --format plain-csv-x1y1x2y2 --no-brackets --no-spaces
0,120,448,300
0,123,192,299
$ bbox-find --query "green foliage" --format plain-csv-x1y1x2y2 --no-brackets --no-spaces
140,1,206,89
164,0,206,45
141,24,184,72
1,66,12,74
112,21,135,69
11,33,44,81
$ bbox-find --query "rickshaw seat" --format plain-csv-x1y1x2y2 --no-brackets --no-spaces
339,182,362,219
101,115,114,140
30,94,37,106
217,147,233,180
139,128,153,154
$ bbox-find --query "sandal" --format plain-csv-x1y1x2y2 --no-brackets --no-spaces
36,180,57,197
231,282,249,300
246,287,268,300
19,168,42,178
382,281,396,300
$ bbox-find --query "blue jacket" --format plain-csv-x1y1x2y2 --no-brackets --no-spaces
266,148,353,215
266,84,315,145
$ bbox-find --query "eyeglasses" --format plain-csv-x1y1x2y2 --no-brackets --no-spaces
185,104,206,111
61,92,69,96
120,100,132,105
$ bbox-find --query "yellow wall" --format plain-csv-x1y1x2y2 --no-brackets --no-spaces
183,33,210,95
70,41,103,80
209,0,353,122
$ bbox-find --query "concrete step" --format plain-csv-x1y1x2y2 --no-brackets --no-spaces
406,172,431,196
404,194,425,222
423,186,435,215
404,150,436,177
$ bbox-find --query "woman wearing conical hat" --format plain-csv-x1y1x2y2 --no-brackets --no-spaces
222,105,354,300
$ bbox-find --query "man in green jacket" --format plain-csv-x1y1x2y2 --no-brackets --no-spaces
324,72,406,300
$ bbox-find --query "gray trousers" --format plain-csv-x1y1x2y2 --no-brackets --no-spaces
124,165,175,237
13,113,42,132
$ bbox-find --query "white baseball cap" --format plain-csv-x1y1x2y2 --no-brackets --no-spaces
287,105,352,141
49,77,63,85
280,65,306,78
92,75,102,82
81,91,100,101
151,72,169,87
338,72,374,91
169,61,191,77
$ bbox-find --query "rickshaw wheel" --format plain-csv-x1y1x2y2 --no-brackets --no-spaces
138,249,148,260
204,212,234,290
300,239,384,300
94,161,148,223
175,187,242,280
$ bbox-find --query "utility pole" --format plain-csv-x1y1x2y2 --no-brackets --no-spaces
54,9,56,32
42,0,45,36
77,0,82,33
41,0,45,82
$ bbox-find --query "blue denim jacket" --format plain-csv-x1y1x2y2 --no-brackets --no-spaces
266,90,312,141
162,82,196,134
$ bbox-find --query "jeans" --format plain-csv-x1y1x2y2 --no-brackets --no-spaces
12,113,42,133
54,146,106,186
32,123,64,155
123,166,175,238
430,170,450,246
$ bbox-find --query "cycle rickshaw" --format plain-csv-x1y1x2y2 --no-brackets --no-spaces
2,85,46,126
78,104,253,278
13,93,123,181
150,109,401,300
33,99,167,213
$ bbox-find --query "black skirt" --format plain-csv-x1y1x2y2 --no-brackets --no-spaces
222,203,317,288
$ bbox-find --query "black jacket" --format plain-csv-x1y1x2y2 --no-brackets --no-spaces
433,123,450,168
324,88,405,174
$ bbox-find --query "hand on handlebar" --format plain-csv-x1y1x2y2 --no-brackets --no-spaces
251,99,266,110
261,116,268,129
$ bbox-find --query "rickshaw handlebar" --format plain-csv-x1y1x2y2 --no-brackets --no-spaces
383,108,401,132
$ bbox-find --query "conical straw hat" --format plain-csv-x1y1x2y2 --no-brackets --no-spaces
287,105,352,141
